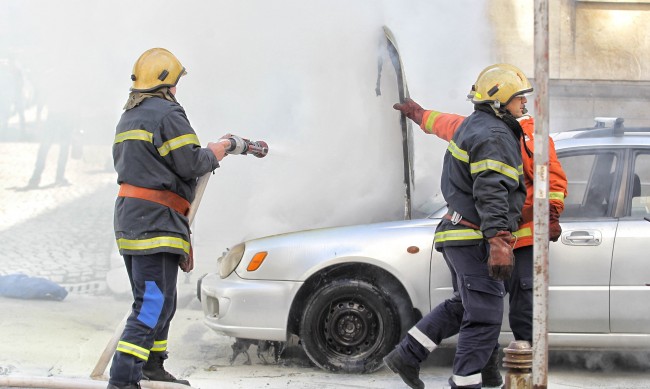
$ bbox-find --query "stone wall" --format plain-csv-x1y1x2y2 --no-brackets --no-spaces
489,0,650,131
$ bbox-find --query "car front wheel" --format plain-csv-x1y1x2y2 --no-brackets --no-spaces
299,279,401,373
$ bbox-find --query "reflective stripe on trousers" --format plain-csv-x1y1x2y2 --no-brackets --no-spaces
108,252,180,387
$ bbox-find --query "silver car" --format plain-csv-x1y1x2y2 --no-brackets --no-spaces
198,117,650,373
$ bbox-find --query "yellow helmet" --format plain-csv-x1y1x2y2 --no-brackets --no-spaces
130,48,187,92
470,64,533,108
466,63,506,99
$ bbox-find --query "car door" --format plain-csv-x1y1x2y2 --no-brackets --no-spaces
552,148,621,333
610,150,650,333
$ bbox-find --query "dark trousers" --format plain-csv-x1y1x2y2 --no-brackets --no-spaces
108,252,180,387
397,244,505,389
505,245,533,342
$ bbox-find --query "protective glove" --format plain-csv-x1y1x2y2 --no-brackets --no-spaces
549,205,562,242
393,98,424,125
179,245,194,273
487,231,514,281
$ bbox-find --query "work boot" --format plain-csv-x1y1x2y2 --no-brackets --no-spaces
142,352,191,386
383,348,425,389
481,347,504,389
107,383,141,389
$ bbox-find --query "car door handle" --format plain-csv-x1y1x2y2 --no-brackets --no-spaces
566,235,595,241
562,230,602,245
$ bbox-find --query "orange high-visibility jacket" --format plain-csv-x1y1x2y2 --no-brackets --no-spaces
421,110,568,249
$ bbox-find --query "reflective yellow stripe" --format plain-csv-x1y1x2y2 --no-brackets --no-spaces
435,228,483,242
448,140,469,163
158,133,200,157
117,340,150,361
151,339,168,352
470,159,520,183
117,236,190,254
423,110,442,133
114,129,153,144
513,227,532,238
549,191,565,202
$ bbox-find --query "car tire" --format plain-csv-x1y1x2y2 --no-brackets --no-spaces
299,279,401,373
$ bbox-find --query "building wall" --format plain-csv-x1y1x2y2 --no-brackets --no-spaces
489,0,650,131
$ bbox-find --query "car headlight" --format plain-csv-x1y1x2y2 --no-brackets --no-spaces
219,242,245,278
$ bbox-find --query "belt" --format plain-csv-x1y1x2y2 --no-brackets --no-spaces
443,213,480,230
118,183,190,216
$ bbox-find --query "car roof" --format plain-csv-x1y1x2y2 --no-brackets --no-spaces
552,117,650,150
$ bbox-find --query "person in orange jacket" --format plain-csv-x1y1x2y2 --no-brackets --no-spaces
393,96,567,387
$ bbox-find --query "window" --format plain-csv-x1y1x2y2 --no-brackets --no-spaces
630,153,650,217
559,151,618,218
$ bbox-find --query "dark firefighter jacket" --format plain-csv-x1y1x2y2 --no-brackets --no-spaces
113,97,219,258
420,111,568,249
434,108,526,249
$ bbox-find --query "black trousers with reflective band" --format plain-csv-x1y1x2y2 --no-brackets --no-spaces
109,252,179,386
398,244,505,389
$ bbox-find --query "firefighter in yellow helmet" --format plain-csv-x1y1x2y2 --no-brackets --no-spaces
108,48,232,389
384,64,530,389
390,63,567,388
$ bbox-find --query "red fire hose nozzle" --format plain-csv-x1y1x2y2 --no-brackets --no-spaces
224,135,269,158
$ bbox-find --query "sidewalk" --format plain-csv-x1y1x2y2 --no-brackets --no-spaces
0,142,116,292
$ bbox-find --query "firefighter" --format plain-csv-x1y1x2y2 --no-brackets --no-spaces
384,64,530,389
390,64,568,388
108,48,231,389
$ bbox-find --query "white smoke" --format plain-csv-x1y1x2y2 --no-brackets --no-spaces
0,0,493,271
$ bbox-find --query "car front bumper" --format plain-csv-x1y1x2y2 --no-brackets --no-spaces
199,272,302,342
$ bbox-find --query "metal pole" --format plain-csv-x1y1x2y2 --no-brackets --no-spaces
533,0,550,388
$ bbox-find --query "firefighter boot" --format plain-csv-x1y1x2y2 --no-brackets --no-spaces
142,352,190,386
106,383,141,389
383,348,425,389
481,347,504,389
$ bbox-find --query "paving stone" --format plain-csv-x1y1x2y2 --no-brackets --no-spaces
0,143,116,295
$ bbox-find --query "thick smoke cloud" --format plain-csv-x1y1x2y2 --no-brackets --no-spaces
0,0,491,275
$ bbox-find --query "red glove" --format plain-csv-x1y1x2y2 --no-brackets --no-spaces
393,98,424,125
549,205,562,242
179,245,194,273
487,231,514,281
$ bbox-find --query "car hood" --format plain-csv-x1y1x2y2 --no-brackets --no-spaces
232,217,441,281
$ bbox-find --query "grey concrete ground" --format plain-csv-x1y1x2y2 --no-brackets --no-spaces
2,291,650,389
1,142,650,388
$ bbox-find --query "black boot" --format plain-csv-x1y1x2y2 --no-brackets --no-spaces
383,348,425,389
107,383,140,389
481,347,503,388
142,351,191,386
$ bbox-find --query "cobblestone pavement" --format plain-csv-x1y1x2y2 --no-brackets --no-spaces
0,141,116,292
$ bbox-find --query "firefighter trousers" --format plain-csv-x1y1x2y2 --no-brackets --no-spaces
108,252,179,387
396,244,505,389
505,245,533,343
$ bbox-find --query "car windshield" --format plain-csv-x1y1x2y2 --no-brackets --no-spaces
426,204,448,219
412,195,447,219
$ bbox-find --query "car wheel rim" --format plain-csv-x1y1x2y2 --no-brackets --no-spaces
323,299,381,356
